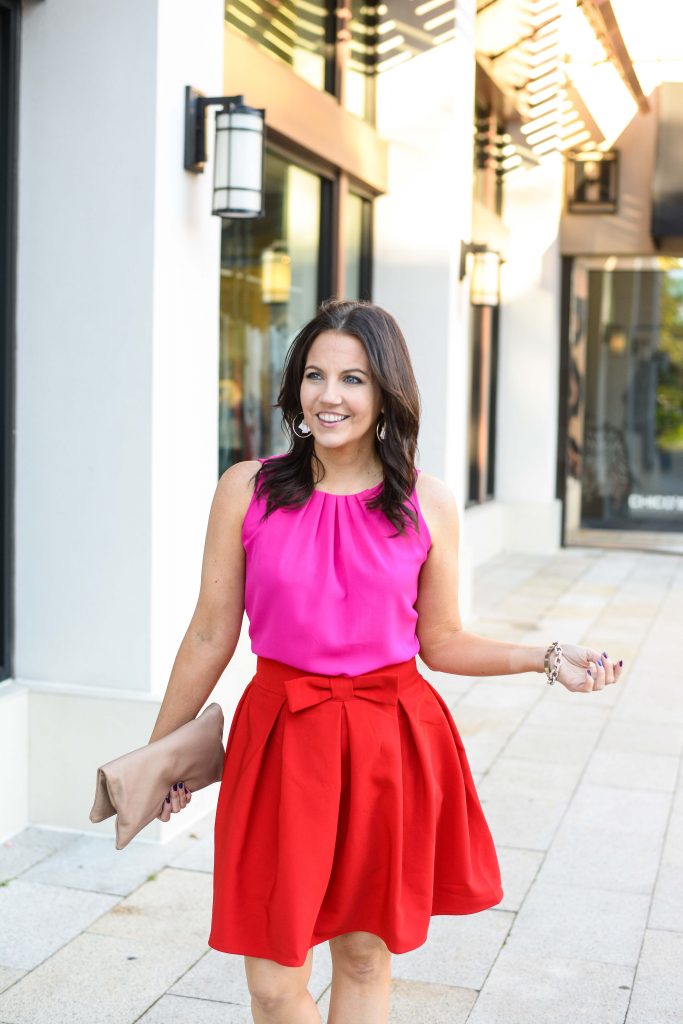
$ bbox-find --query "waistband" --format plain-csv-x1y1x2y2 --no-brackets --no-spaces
252,654,423,713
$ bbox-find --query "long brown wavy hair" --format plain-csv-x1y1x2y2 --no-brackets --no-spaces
249,298,424,539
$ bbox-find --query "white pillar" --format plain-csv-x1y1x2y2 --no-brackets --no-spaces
5,0,229,839
374,1,478,618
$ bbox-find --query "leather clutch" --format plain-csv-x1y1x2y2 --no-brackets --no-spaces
89,702,225,850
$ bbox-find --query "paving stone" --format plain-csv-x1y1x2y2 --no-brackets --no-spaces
0,840,57,882
166,833,213,873
625,929,683,1024
5,828,80,853
583,749,679,793
648,864,683,932
19,833,198,897
0,931,202,1024
458,682,543,711
467,948,634,1024
0,878,118,970
494,847,543,912
137,993,253,1023
476,757,581,850
502,724,599,766
317,976,477,1023
523,693,609,730
504,879,649,966
559,781,672,836
597,719,683,756
538,820,665,894
170,943,332,1005
85,867,212,949
0,967,25,995
390,909,514,990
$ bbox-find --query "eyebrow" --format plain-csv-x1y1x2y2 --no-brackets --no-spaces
305,364,369,376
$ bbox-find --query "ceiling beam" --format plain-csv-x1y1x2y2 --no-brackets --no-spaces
580,0,650,113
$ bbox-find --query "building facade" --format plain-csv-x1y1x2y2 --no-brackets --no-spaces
1,0,681,841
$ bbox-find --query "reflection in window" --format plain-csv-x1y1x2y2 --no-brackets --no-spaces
467,305,499,506
344,191,372,300
578,265,683,533
219,153,327,470
225,0,332,94
345,0,378,122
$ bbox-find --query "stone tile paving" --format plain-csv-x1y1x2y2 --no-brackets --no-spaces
0,547,681,1023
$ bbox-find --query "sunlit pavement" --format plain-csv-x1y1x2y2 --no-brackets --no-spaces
1,546,682,1023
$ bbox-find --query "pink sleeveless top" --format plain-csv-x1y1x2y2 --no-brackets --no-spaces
242,455,432,676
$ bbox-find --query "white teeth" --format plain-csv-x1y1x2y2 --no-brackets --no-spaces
318,413,348,422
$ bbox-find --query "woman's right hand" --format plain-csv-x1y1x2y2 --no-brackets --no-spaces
156,781,192,822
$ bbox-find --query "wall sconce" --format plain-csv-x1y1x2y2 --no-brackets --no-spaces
566,150,619,214
459,241,502,306
261,241,291,304
184,85,266,219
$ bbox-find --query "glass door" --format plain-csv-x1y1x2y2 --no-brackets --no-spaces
563,256,683,553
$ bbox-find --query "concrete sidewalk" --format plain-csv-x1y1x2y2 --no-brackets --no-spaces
1,546,682,1023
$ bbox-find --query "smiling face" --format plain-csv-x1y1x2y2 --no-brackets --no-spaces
299,330,384,451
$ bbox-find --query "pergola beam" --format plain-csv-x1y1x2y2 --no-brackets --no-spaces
580,0,650,113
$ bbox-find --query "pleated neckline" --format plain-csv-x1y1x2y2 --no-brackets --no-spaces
312,482,384,498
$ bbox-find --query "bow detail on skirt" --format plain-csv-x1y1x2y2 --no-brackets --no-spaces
284,671,400,713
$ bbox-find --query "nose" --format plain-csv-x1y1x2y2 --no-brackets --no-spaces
319,380,344,404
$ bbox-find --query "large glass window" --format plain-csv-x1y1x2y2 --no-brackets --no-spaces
563,256,683,551
466,304,499,506
344,191,372,300
218,151,331,470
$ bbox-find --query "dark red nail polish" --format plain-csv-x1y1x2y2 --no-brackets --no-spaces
619,659,623,667
173,783,178,790
165,795,171,803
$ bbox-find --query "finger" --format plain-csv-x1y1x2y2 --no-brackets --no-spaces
170,784,181,811
600,651,615,684
593,656,606,690
178,782,189,807
158,793,172,821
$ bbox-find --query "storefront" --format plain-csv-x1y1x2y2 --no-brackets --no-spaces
561,255,683,553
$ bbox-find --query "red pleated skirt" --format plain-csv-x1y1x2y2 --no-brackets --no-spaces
208,654,504,967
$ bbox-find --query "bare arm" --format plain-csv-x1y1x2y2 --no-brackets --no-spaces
147,460,260,744
415,474,546,676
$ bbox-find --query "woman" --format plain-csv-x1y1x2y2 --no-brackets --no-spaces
147,299,623,1024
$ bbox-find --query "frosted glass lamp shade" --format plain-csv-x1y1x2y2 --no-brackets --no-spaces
212,103,265,218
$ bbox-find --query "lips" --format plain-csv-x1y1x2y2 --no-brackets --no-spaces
317,414,349,422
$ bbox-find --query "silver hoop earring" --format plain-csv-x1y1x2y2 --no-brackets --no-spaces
293,412,312,439
376,416,386,443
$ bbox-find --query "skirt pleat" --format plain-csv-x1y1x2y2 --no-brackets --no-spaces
208,655,504,967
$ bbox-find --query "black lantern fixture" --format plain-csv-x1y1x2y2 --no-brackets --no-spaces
184,85,266,219
566,150,619,214
459,240,502,306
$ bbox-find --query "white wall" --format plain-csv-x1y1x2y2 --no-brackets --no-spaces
485,154,565,553
373,1,478,617
561,90,659,256
5,0,230,839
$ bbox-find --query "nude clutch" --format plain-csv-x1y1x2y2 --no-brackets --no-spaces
89,702,226,850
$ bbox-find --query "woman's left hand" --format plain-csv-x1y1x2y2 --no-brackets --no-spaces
553,643,624,693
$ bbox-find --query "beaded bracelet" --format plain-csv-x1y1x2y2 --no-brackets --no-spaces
544,640,563,685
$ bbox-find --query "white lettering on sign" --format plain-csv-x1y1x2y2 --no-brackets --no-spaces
628,494,683,512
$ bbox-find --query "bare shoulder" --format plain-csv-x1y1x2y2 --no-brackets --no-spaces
414,471,460,545
214,459,263,526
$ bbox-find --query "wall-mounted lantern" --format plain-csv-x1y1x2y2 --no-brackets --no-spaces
459,241,502,306
566,149,619,214
261,242,291,304
184,85,266,219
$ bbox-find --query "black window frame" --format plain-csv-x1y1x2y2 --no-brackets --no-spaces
0,0,19,683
